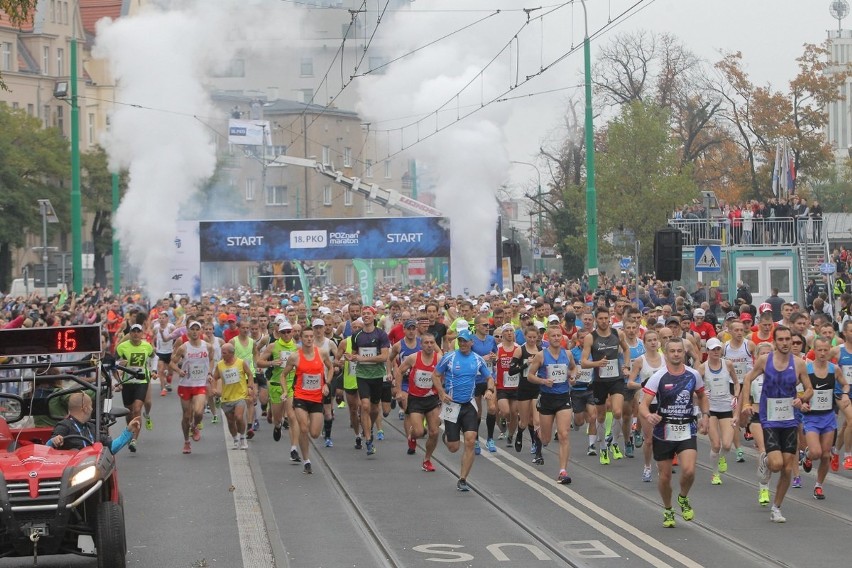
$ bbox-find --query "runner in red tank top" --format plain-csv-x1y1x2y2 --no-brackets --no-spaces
395,333,443,472
495,324,520,448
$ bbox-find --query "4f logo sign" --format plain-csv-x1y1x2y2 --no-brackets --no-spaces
172,274,183,281
174,238,182,249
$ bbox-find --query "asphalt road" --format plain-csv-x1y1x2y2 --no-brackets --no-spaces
5,382,852,567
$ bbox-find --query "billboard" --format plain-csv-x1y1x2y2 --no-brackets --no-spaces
169,221,201,300
227,119,272,146
198,217,451,262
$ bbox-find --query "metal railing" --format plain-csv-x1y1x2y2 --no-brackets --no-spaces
668,217,826,247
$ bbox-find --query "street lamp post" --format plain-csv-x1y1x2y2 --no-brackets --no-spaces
580,0,598,290
37,199,59,298
511,160,543,274
70,3,83,294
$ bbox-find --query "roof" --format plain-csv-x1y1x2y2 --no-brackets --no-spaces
79,0,122,36
0,5,35,32
210,91,360,120
824,212,852,243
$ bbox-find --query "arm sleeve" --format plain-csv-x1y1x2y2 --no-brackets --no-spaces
108,429,132,454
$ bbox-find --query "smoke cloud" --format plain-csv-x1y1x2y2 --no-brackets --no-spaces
94,0,302,298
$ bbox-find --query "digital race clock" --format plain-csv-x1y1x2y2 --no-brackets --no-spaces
0,325,102,356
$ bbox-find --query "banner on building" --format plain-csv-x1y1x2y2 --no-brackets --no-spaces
169,221,201,301
352,259,374,306
228,119,272,146
198,217,451,262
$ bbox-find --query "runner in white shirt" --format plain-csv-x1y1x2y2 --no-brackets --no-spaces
699,338,738,486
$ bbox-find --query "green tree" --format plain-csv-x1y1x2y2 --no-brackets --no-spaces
0,1,37,90
0,103,70,290
81,147,126,287
596,101,697,269
809,163,852,213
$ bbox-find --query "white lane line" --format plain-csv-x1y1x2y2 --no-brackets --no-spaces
222,423,275,567
481,445,705,568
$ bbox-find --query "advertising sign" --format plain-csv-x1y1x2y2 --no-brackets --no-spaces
199,217,451,262
227,119,272,146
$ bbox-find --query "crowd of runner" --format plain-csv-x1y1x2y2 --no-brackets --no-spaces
3,276,852,527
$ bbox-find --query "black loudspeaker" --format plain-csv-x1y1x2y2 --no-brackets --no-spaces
654,228,682,281
502,242,522,274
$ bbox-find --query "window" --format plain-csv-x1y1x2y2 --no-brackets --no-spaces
211,59,245,78
43,105,50,127
271,145,287,157
322,145,330,166
50,0,56,22
27,104,34,116
57,48,64,76
769,269,791,295
1,42,12,71
301,89,314,104
42,46,49,75
739,269,759,297
11,102,18,110
300,57,313,77
56,105,64,134
88,113,95,145
384,160,391,179
323,185,332,206
343,147,352,167
62,2,68,24
365,159,373,178
245,178,256,201
266,185,288,206
344,187,353,206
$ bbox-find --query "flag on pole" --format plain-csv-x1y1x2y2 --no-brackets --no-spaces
780,139,790,197
786,144,796,194
294,261,312,319
352,259,374,307
771,141,782,197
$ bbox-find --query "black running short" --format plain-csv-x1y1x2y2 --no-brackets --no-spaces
121,383,149,407
537,393,572,416
406,394,441,416
357,378,383,404
764,426,798,455
593,379,625,405
443,402,479,442
652,436,697,462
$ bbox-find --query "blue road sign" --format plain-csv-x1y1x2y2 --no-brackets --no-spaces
620,257,632,270
820,263,836,275
694,245,721,272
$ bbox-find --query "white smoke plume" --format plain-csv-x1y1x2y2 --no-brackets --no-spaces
94,0,302,298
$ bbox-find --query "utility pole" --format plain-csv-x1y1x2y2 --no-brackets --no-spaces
70,24,82,293
112,172,120,294
580,0,598,290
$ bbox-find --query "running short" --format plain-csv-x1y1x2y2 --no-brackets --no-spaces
222,399,247,414
443,402,479,442
623,387,637,403
381,381,393,403
329,373,343,393
517,385,540,401
802,412,837,436
293,398,324,414
537,392,572,416
710,410,734,420
357,377,383,404
474,382,488,398
268,382,285,404
497,389,518,401
254,372,268,389
156,352,172,365
121,382,149,406
344,387,359,396
764,426,798,454
178,386,207,400
570,390,595,414
652,436,697,461
593,380,625,405
401,379,409,393
406,394,441,415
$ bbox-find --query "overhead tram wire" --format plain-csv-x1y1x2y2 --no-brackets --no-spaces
277,0,568,13
374,0,654,162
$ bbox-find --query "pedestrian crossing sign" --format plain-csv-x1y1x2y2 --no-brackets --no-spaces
694,245,721,272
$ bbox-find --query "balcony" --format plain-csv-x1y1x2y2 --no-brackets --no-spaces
667,217,827,248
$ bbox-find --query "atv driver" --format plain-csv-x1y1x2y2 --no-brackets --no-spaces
46,392,141,453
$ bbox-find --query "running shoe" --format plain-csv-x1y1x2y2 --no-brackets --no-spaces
457,479,470,492
845,456,852,470
557,470,572,485
672,453,679,467
366,440,376,456
355,437,362,450
252,420,260,432
744,429,753,441
792,476,802,488
422,460,435,472
611,444,623,460
273,426,282,442
197,421,204,431
338,401,346,408
758,452,771,484
605,434,613,447
376,430,385,441
204,406,211,414
390,399,397,410
736,448,745,463
802,456,813,473
211,415,219,425
830,451,839,471
711,473,722,485
718,456,728,473
246,429,255,440
599,448,610,465
290,449,301,462
770,507,786,523
515,434,523,453
407,437,417,455
662,509,676,528
145,416,153,431
398,410,405,420
505,434,513,448
303,462,312,475
191,426,201,442
677,494,694,521
498,431,506,440
182,441,191,454
233,438,240,450
532,455,544,466
129,440,137,453
474,439,481,455
633,429,644,448
166,383,173,392
530,441,537,455
625,442,634,459
798,449,806,464
486,438,497,453
758,488,770,506
814,486,825,500
587,444,597,456
240,438,248,450
324,438,333,448
160,389,167,397
642,466,652,483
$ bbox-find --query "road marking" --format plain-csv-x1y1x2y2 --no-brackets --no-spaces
222,424,275,567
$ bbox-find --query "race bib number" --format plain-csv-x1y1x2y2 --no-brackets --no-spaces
189,364,206,379
439,401,461,423
280,351,291,364
303,373,322,391
751,378,764,404
707,375,726,396
843,366,852,384
599,359,619,378
548,364,569,384
811,390,832,412
664,422,691,441
766,397,794,422
414,370,433,389
222,367,240,385
503,373,520,388
575,368,593,384
359,347,377,358
348,361,357,376
733,362,748,381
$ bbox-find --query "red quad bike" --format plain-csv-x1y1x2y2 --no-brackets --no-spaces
0,325,136,567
